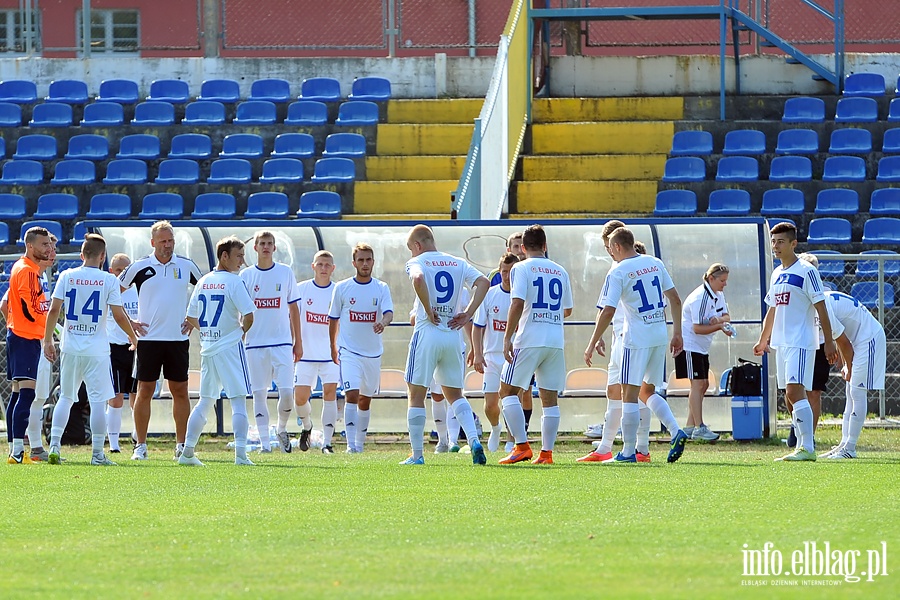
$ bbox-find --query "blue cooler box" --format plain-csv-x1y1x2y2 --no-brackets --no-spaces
731,396,763,440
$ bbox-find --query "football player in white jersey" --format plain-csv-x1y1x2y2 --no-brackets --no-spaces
295,251,341,454
328,243,393,454
754,222,837,461
241,231,301,454
106,253,140,454
403,224,490,465
180,236,256,466
42,234,139,466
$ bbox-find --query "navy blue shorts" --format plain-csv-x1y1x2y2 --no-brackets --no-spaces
6,330,41,381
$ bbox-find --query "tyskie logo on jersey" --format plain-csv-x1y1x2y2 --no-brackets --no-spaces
492,320,507,332
255,297,281,309
306,312,329,324
775,292,791,306
349,311,377,322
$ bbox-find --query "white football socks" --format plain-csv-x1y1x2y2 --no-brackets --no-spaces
792,398,815,453
646,393,681,436
501,395,528,444
296,400,312,431
356,408,370,451
431,398,448,446
185,396,215,450
620,403,640,458
840,384,852,447
277,389,293,433
252,391,270,450
407,407,427,460
845,384,868,453
344,403,359,451
540,405,560,452
106,405,122,451
447,408,460,446
637,400,651,455
231,396,249,460
49,396,75,449
597,399,622,455
322,400,338,447
451,398,479,446
488,424,502,452
27,399,44,449
89,401,107,455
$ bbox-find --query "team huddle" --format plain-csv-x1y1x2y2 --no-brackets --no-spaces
4,219,885,467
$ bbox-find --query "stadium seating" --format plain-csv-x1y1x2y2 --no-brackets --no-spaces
850,281,895,310
0,102,21,126
869,188,900,215
562,368,608,396
0,222,7,245
760,188,805,215
774,129,818,155
46,79,89,104
715,156,758,181
807,218,852,244
50,159,95,185
662,157,705,182
97,79,140,104
147,79,190,103
298,190,342,218
86,193,131,219
323,133,366,158
131,101,175,126
300,77,342,102
0,193,26,219
18,220,64,244
349,77,392,101
829,128,872,154
876,156,900,182
81,102,124,126
834,97,878,123
707,189,751,216
65,134,109,161
233,100,277,125
259,158,304,183
70,222,87,245
653,189,697,216
34,193,79,219
191,193,237,219
0,160,43,185
890,99,900,122
219,134,264,159
155,159,200,184
168,133,212,160
199,79,240,103
0,80,37,104
29,102,73,127
809,250,844,277
670,130,713,156
13,134,57,160
207,159,252,185
856,250,900,277
722,129,766,155
271,133,315,159
822,156,866,182
782,97,825,123
138,193,184,219
843,72,886,97
250,78,291,103
815,188,858,216
862,217,900,244
284,101,328,126
183,100,226,126
116,134,161,160
335,101,379,126
311,157,356,182
768,156,812,182
245,192,289,218
883,128,900,154
102,159,148,185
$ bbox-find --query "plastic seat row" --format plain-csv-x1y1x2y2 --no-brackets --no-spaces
842,72,896,97
663,155,900,183
783,96,900,123
672,128,900,157
807,250,900,278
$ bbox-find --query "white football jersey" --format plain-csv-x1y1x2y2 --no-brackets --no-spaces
406,251,483,333
328,277,393,358
764,258,825,349
297,279,335,361
681,281,729,354
825,291,882,346
509,257,573,350
52,266,123,356
107,285,139,345
475,285,512,355
119,254,202,342
187,269,257,356
598,254,675,349
240,263,300,350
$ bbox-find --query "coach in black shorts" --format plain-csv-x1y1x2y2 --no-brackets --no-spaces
119,221,202,461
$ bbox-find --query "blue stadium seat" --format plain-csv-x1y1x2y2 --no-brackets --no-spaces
299,190,342,218
155,159,199,185
782,97,825,123
722,129,766,155
822,156,866,182
856,250,900,277
323,133,366,158
168,133,212,160
768,156,811,182
13,134,56,160
843,72,886,97
311,157,356,183
653,189,697,216
18,220,64,245
219,133,264,159
0,193,26,219
707,189,750,216
760,188,805,216
131,101,175,126
139,193,184,219
29,102,72,127
662,157,705,182
147,79,190,103
0,102,21,126
183,100,226,126
890,99,900,123
828,128,872,154
807,218,852,244
34,193,79,219
834,97,878,123
850,281,895,310
0,80,37,104
882,128,900,154
862,217,900,244
259,158,304,183
670,130,712,156
349,77,392,101
86,193,132,219
233,100,276,125
199,79,240,103
774,129,818,155
116,134,161,160
65,134,109,161
191,193,237,219
0,137,6,158
810,250,844,278
300,77,342,102
45,79,89,104
284,101,328,126
715,156,758,182
335,101,378,126
102,159,148,185
50,160,95,185
81,102,124,126
207,159,252,185
70,222,87,245
0,160,43,185
250,78,291,103
876,156,900,182
0,222,7,245
245,191,289,218
97,79,140,104
815,188,858,216
869,188,900,215
271,133,315,159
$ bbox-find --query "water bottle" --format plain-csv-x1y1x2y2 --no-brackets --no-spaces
722,323,737,338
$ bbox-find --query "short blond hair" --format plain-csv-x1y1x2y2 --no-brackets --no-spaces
254,230,275,245
150,220,174,238
352,243,374,260
313,250,334,262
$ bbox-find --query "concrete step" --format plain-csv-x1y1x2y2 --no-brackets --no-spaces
376,123,473,155
531,121,674,154
522,154,667,181
386,99,482,124
514,180,657,214
354,180,457,214
532,97,684,123
365,155,466,181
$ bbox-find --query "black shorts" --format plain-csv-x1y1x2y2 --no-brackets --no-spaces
6,330,41,381
135,340,190,383
811,344,830,392
109,343,135,395
675,350,710,380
